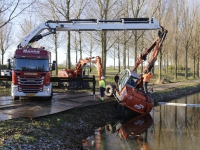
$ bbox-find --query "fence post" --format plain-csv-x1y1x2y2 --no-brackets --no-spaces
5,81,8,89
92,75,96,100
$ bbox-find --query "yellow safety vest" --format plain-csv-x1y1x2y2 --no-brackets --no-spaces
100,80,105,88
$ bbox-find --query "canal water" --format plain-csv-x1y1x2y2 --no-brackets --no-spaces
82,92,200,150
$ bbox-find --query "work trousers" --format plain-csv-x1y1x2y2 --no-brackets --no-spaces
100,87,105,97
143,82,148,94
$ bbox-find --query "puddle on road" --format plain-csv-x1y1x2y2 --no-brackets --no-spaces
0,92,96,121
83,92,200,150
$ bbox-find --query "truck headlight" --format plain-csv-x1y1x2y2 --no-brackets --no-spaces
44,88,50,92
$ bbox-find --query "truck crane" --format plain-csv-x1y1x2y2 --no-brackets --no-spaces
7,17,162,101
105,26,167,114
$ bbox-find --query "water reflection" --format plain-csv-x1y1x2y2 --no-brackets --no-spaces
83,92,200,150
82,113,153,150
152,92,200,150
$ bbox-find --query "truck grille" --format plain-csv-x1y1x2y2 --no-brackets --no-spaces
18,76,44,93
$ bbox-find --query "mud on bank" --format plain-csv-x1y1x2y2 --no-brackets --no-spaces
152,83,200,105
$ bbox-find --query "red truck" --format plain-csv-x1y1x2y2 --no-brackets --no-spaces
7,47,56,100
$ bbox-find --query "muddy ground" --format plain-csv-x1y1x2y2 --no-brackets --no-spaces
1,81,200,149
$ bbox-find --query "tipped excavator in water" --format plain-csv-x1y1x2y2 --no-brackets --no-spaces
105,26,168,114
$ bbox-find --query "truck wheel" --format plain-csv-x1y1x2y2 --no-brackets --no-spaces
105,84,116,97
12,96,19,101
105,124,113,133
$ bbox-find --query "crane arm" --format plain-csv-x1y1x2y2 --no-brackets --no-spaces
132,26,168,73
19,18,161,48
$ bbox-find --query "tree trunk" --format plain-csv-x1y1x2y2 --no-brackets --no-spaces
67,32,71,69
174,44,178,81
66,0,71,69
157,50,162,83
103,31,107,76
127,46,130,69
1,53,4,65
123,31,126,70
166,53,168,74
118,39,120,73
54,34,58,75
197,57,199,78
134,30,138,73
193,54,195,78
79,32,82,59
114,49,115,70
185,42,188,79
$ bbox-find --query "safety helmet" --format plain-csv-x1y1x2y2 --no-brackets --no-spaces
101,76,105,80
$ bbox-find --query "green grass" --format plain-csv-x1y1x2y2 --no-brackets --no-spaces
0,68,198,95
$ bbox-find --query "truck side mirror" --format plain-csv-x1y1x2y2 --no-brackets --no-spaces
52,61,56,70
7,59,11,69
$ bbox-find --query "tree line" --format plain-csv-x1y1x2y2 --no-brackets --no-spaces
0,0,200,82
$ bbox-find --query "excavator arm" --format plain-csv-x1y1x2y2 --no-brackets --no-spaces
90,56,103,81
73,56,95,77
133,26,168,73
60,56,103,82
18,18,161,48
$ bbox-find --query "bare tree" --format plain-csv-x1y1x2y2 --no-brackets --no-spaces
173,0,180,81
0,24,12,64
0,0,36,28
0,0,36,73
128,0,161,73
179,3,193,79
75,0,117,76
45,0,91,69
188,2,200,78
35,0,67,75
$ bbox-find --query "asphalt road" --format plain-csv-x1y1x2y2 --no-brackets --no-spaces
0,92,111,121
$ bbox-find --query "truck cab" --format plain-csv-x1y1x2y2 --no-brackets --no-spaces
7,47,56,100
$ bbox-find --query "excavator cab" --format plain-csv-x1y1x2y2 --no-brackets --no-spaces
118,69,139,92
82,65,91,77
105,69,139,98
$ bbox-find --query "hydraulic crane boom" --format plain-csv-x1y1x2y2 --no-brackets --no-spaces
19,18,161,48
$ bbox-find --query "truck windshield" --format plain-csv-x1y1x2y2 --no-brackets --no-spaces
13,58,49,71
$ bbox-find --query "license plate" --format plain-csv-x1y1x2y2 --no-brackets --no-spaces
27,94,35,97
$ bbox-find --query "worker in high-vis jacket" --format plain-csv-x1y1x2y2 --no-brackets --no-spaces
99,76,106,101
142,72,153,94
